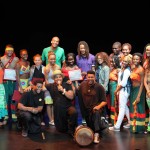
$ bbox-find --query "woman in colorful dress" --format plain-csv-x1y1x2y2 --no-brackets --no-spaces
130,53,146,133
15,49,30,94
0,59,8,127
109,55,121,126
143,44,150,132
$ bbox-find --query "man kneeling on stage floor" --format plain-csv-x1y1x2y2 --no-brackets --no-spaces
17,80,45,137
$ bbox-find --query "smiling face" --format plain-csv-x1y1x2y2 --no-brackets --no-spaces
20,50,28,61
97,55,104,65
54,74,63,85
122,56,131,69
48,54,56,66
5,49,14,57
79,44,86,56
33,56,42,66
122,45,131,56
86,73,95,86
51,37,59,48
146,46,150,57
67,55,75,66
112,43,121,55
132,55,141,66
34,83,43,94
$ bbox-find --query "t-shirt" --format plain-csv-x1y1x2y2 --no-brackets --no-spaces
45,82,73,107
20,90,45,107
78,81,106,111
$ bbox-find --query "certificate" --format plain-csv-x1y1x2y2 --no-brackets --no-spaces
3,69,16,81
68,69,83,81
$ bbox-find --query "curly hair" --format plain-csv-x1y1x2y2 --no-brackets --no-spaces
95,51,110,69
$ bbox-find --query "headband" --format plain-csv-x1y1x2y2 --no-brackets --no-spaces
5,47,14,51
146,45,150,50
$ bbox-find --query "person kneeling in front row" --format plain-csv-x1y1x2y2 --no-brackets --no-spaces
77,70,107,144
17,80,45,137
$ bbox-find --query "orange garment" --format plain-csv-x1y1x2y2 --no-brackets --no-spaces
0,69,4,83
130,72,141,82
109,69,118,81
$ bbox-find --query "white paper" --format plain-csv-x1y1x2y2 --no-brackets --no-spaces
4,69,16,81
68,69,83,81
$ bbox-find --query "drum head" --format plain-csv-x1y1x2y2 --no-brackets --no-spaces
74,126,94,147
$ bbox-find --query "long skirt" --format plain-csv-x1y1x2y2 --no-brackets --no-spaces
0,84,8,119
109,81,117,125
129,86,146,133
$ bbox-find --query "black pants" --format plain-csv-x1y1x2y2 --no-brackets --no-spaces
54,104,78,133
85,110,104,133
17,110,41,134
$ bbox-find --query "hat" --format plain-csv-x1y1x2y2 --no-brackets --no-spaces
52,70,64,79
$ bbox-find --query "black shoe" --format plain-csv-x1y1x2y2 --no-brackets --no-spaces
67,130,74,138
16,122,22,130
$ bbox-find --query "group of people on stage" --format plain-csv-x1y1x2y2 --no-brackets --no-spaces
0,36,150,145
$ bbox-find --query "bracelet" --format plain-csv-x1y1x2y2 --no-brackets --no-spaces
62,89,66,95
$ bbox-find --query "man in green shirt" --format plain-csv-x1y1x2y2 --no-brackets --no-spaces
41,36,66,68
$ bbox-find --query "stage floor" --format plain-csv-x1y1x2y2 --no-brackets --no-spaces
0,123,150,150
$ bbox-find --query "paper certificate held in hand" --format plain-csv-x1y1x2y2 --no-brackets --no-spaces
68,69,83,81
3,69,16,81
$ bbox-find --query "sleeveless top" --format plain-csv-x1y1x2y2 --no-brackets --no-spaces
20,65,30,75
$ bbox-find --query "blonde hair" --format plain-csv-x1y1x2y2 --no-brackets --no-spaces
124,55,132,64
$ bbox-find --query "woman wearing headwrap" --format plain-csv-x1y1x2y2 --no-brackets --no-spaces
1,44,19,123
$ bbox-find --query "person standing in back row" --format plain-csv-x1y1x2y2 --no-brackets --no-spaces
41,36,66,68
1,44,19,123
76,41,95,80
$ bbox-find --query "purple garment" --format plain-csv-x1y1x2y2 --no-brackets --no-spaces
76,53,95,72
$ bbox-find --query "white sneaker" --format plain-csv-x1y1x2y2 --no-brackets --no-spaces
109,126,120,131
93,133,100,144
22,129,28,137
41,122,45,126
82,119,86,124
49,120,55,126
123,123,130,128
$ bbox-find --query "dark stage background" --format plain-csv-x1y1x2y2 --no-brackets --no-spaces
1,1,150,64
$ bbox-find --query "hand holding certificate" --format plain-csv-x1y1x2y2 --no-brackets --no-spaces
68,69,83,81
3,69,16,81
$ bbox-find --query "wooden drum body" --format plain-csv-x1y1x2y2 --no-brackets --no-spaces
74,125,94,147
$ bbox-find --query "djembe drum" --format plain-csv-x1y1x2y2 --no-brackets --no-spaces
74,125,94,147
